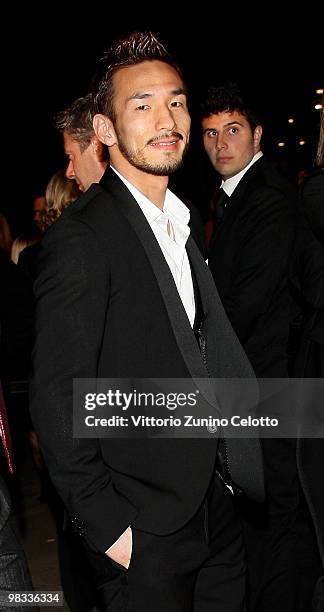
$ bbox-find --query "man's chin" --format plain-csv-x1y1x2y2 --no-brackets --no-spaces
140,156,184,176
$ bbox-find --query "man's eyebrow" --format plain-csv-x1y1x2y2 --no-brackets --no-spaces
126,93,152,102
224,121,244,127
202,121,244,134
172,87,188,97
126,87,188,103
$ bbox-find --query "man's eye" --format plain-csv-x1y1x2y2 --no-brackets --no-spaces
207,130,217,138
170,101,183,108
229,127,238,134
136,104,150,111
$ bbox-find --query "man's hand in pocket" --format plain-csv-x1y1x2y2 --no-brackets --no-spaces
105,526,132,569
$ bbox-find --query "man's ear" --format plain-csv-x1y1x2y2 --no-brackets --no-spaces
253,125,263,152
90,136,102,159
93,114,116,147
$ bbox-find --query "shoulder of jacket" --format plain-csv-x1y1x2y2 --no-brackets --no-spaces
300,167,324,194
60,184,108,220
42,185,109,244
245,166,296,204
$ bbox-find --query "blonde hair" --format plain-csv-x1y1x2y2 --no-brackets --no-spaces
0,213,13,252
11,234,40,264
39,170,80,231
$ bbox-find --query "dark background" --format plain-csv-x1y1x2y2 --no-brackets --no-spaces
4,10,323,234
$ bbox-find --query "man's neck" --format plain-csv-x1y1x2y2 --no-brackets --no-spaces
221,151,263,197
111,155,168,210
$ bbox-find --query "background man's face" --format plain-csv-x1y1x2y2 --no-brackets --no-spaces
64,133,106,191
202,111,262,179
110,60,191,176
33,196,45,228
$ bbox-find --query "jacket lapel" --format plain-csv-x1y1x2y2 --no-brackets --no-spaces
188,236,263,501
187,236,254,378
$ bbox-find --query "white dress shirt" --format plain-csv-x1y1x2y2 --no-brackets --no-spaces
111,167,196,327
221,151,263,197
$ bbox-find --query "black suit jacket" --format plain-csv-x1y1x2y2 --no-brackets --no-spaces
208,156,296,377
30,168,263,554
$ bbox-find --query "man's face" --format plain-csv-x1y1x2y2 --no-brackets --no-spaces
202,111,262,179
107,60,191,176
63,133,106,191
33,196,45,227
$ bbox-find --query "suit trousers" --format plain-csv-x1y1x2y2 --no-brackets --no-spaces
95,473,246,612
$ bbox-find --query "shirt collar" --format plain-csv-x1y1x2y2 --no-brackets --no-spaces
221,151,263,197
111,166,190,229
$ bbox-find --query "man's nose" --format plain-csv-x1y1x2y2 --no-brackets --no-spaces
216,135,227,150
65,160,75,180
155,106,176,132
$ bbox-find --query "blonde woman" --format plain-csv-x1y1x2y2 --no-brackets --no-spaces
14,171,80,282
39,169,81,232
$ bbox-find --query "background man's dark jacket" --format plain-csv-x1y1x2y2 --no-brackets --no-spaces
208,156,296,377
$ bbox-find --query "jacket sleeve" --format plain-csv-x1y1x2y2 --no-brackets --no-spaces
29,216,138,553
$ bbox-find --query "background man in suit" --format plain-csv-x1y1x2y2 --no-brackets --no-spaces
200,84,301,611
19,94,109,287
55,93,109,192
31,35,263,611
201,83,296,377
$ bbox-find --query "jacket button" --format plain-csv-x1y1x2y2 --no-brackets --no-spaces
207,424,218,433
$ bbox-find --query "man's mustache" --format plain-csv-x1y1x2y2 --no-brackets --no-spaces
147,132,184,145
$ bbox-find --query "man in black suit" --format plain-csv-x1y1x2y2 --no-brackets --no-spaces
201,84,301,611
201,84,296,377
31,35,263,611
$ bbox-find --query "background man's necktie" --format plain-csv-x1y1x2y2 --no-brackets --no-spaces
209,189,230,246
213,188,229,225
